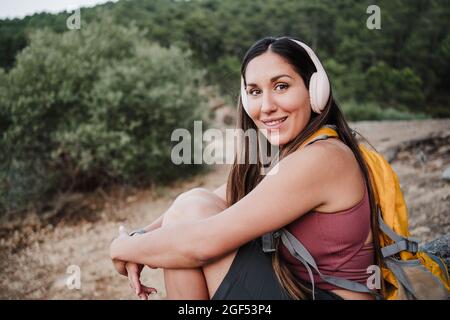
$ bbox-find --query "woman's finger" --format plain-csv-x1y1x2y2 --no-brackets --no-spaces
127,272,134,291
129,269,142,295
126,265,138,292
138,292,148,300
119,225,127,236
141,285,157,294
138,286,157,300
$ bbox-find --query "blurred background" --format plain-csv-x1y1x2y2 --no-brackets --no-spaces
0,0,449,299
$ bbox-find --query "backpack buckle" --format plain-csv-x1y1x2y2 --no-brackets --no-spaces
261,231,280,253
407,237,420,254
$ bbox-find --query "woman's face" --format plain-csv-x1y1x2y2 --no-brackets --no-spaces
244,51,311,146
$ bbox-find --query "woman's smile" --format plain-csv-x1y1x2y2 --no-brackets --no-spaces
261,116,288,130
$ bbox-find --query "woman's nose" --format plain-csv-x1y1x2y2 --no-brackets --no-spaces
260,92,277,113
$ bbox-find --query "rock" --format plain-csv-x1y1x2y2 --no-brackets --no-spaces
415,150,427,166
421,234,450,270
411,226,431,236
384,148,398,163
429,158,444,171
442,167,450,181
50,274,71,291
126,195,138,203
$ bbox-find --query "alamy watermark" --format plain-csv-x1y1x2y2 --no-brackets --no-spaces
171,121,280,175
66,264,81,290
366,265,381,290
66,7,81,30
366,5,381,30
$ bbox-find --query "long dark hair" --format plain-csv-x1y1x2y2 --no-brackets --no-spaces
226,36,384,299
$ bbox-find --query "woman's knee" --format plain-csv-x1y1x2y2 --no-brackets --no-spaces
163,188,226,226
175,188,226,209
175,188,211,202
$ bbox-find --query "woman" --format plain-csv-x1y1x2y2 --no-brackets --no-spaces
109,36,383,300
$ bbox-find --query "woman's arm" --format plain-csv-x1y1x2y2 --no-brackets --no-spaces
212,183,227,202
110,142,346,268
140,214,164,233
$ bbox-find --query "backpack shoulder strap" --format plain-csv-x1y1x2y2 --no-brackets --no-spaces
377,208,420,257
280,229,383,300
300,124,339,148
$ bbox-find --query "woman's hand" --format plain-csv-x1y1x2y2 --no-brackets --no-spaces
126,261,157,300
111,225,130,276
111,225,157,299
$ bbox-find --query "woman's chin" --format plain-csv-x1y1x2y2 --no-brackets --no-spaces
265,132,288,146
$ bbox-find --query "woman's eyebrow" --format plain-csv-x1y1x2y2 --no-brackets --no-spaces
246,74,293,87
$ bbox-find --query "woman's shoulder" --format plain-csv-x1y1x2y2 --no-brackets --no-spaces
288,138,365,213
291,137,356,170
278,137,358,189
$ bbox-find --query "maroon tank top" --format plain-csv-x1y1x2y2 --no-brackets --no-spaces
279,180,375,291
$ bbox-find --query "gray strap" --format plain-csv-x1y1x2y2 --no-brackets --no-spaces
261,231,279,253
426,253,449,282
377,208,403,242
129,228,146,237
294,251,316,299
324,124,338,131
381,240,419,258
384,258,416,298
305,134,330,146
281,231,318,298
378,209,420,257
281,230,380,299
305,125,339,147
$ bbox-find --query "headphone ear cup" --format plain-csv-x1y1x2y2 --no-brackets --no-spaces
309,70,330,114
289,39,330,114
309,72,319,113
317,70,331,112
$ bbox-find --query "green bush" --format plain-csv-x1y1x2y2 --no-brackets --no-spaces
0,17,209,213
364,62,425,111
208,55,241,102
0,68,8,133
424,106,450,118
324,59,366,103
341,100,429,121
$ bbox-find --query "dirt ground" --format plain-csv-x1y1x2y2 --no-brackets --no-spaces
0,119,449,300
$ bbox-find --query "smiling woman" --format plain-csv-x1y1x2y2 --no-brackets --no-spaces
109,36,385,300
243,53,312,146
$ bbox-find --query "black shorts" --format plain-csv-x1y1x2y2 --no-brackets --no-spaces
211,239,343,300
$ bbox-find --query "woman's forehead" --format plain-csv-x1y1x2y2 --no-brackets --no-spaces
245,52,297,84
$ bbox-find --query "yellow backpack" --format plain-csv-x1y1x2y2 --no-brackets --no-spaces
275,125,450,300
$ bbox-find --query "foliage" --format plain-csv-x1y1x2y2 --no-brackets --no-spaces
341,100,429,122
1,0,448,114
0,17,209,212
1,0,449,213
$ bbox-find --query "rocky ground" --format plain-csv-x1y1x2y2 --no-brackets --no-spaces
0,119,449,300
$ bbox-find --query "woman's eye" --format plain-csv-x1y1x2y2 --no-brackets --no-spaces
275,83,288,91
248,84,287,96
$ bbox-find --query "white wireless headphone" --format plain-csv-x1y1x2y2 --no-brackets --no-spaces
240,38,330,115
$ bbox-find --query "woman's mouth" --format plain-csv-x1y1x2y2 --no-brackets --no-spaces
261,116,288,129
